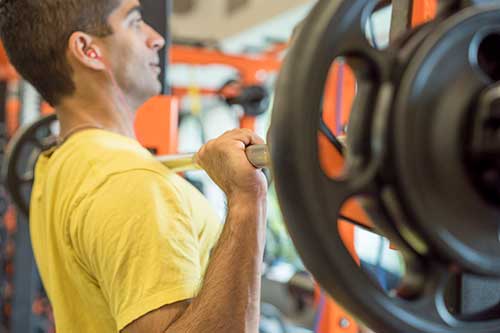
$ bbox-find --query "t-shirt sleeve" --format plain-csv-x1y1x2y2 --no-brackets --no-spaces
69,169,202,331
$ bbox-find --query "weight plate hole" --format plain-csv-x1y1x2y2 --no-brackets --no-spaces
338,196,406,296
364,0,392,50
477,32,500,82
319,58,356,180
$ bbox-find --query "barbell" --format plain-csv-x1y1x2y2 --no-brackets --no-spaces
269,1,500,333
3,1,500,332
0,109,348,219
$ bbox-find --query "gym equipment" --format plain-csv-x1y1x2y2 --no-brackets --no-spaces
1,113,269,217
219,80,271,117
259,303,287,333
2,115,57,218
270,1,500,333
157,139,269,171
170,44,281,130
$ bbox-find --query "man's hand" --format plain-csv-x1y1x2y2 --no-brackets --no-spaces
195,128,268,199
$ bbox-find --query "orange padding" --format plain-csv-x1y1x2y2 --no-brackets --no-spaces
134,95,179,155
0,42,18,81
314,284,360,333
239,116,256,130
411,0,438,26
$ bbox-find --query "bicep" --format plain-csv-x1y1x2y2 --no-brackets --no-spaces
121,300,191,333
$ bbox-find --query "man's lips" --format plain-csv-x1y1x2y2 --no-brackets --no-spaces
150,63,161,74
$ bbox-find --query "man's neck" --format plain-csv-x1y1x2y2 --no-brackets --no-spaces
56,96,137,141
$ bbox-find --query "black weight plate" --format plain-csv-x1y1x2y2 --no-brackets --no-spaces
270,0,500,332
392,4,500,276
1,114,58,217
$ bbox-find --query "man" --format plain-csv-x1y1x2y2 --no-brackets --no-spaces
0,0,267,332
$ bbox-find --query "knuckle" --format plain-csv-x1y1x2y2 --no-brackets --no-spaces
240,128,253,135
205,139,215,149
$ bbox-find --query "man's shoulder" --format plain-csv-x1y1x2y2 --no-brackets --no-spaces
58,129,165,177
34,129,170,208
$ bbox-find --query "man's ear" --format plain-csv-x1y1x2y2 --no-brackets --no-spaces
68,32,106,71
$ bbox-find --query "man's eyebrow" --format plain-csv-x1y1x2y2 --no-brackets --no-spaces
125,5,143,18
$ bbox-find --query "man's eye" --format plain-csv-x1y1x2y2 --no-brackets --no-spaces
132,18,143,27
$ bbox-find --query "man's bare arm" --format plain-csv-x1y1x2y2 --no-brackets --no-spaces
168,194,266,332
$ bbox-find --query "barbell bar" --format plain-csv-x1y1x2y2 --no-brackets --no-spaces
157,136,345,173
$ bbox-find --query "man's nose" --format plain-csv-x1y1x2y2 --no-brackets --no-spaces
146,25,165,51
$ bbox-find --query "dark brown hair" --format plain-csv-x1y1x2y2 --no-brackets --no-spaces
0,0,120,105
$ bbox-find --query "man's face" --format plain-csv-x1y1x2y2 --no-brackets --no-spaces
104,0,165,108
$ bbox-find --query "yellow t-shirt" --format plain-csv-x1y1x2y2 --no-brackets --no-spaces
30,129,221,332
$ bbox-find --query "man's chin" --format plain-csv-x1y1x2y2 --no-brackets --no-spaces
146,80,163,96
135,84,163,107
150,80,163,96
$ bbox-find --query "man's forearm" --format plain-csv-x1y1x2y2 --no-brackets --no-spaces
167,194,267,333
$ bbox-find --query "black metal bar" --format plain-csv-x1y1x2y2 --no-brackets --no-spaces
0,82,6,124
389,0,413,43
0,81,7,329
11,215,37,333
319,117,344,155
142,0,171,95
339,214,380,235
